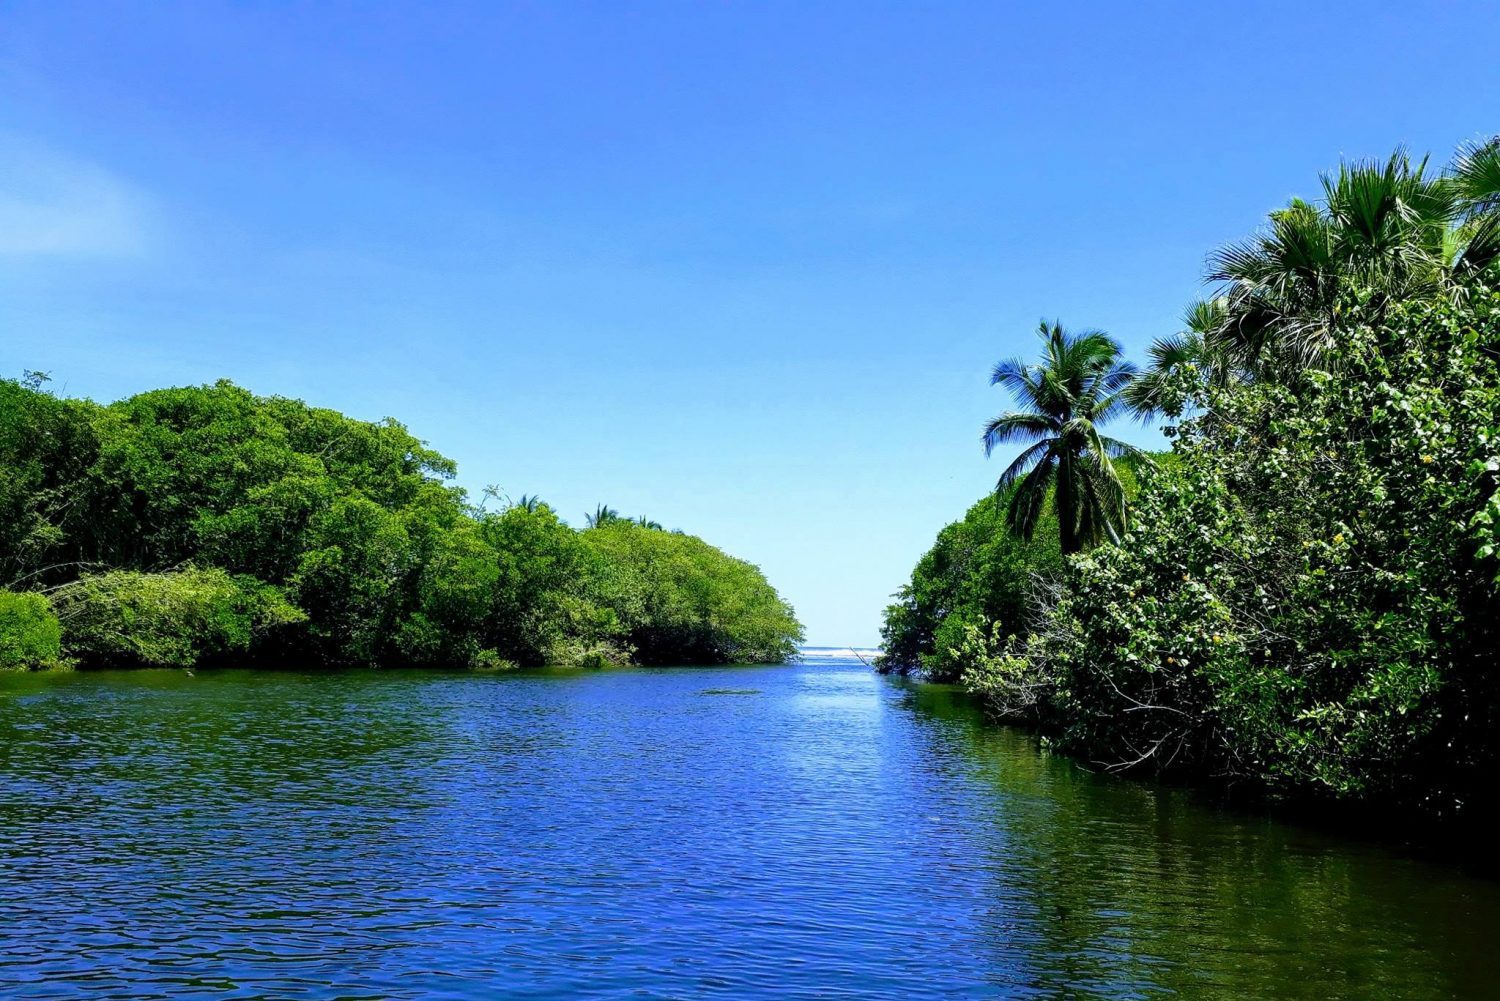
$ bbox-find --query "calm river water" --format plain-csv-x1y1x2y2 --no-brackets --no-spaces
0,650,1495,999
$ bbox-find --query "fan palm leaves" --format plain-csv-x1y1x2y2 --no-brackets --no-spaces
1125,298,1238,419
1207,151,1457,370
1452,136,1500,218
984,321,1147,554
1205,143,1500,374
1450,136,1500,276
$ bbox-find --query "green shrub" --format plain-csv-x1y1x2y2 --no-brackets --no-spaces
877,461,1159,681
51,567,304,668
468,649,518,673
477,502,623,666
0,590,63,670
877,493,1060,681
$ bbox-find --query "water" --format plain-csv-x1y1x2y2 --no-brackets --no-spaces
0,650,1495,999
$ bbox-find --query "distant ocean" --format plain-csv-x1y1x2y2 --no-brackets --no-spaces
796,645,879,666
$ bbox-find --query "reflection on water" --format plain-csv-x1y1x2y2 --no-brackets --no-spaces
0,659,1494,999
892,681,1498,999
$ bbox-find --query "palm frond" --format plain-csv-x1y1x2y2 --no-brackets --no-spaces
1090,360,1139,398
1096,435,1153,464
982,412,1056,456
1078,453,1128,544
1182,297,1228,336
1005,459,1056,542
989,358,1051,414
1452,136,1500,219
994,439,1055,495
585,504,620,528
1091,388,1136,427
1456,213,1500,275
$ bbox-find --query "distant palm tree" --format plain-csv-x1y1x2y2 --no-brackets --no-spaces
634,515,664,530
985,321,1145,555
585,504,622,528
1124,298,1238,420
512,494,544,513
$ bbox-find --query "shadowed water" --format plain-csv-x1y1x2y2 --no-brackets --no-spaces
0,651,1494,999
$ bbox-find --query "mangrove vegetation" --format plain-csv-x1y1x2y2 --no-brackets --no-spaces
0,377,803,670
881,139,1500,817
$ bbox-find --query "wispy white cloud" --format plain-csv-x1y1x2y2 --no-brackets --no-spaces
0,137,153,256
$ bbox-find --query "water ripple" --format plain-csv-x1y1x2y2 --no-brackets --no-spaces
0,663,1495,999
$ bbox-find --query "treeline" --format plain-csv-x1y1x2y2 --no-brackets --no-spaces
882,139,1500,815
0,378,802,670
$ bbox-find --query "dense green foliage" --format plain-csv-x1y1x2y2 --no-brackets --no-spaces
49,568,304,668
582,522,803,665
972,289,1500,810
877,491,1061,682
878,463,1152,682
879,320,1145,683
887,140,1500,815
0,379,802,669
0,590,62,670
1206,148,1497,373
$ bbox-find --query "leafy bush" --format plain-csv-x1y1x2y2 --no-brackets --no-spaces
878,492,1061,680
0,590,63,670
0,380,100,586
878,462,1159,681
51,568,304,668
478,502,626,666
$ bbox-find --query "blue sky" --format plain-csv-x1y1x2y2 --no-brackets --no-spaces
2,2,1498,645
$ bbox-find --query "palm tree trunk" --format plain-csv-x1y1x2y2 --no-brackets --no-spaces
1057,452,1080,555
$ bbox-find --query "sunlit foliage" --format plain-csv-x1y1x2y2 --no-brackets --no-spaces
0,380,802,669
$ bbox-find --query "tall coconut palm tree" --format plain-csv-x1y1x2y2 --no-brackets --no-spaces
985,321,1146,555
